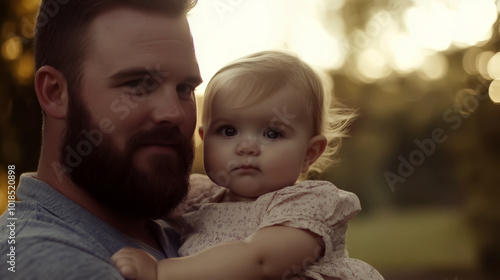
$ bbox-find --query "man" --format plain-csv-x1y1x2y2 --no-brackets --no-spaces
0,0,202,278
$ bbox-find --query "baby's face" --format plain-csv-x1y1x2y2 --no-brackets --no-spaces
201,85,316,201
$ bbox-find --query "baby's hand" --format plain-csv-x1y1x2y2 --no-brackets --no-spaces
111,248,158,280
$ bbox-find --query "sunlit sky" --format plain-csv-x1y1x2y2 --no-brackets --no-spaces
186,0,500,103
1,0,500,103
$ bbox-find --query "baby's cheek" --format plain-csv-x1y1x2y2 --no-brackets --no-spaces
204,149,229,173
265,151,303,178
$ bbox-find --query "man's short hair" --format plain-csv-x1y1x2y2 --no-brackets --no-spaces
34,0,197,101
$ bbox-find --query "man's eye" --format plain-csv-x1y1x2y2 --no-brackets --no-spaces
219,126,237,137
123,79,143,88
177,84,195,98
264,128,282,140
123,80,149,96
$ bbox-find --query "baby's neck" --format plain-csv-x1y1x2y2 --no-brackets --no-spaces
221,189,258,203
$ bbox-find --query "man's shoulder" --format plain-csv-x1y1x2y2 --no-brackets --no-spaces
1,199,103,247
0,203,123,279
0,238,123,279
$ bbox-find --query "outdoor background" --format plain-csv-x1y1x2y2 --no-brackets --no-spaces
1,0,500,279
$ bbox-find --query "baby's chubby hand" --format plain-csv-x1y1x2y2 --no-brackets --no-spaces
111,248,158,280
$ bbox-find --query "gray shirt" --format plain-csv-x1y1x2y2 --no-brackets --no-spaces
0,173,180,280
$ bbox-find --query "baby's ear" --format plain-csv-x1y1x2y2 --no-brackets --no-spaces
198,126,205,140
302,135,327,173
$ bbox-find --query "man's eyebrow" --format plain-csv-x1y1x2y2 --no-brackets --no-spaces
108,68,151,80
108,68,202,86
184,76,203,86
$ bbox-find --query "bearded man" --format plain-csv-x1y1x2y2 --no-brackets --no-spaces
0,0,202,278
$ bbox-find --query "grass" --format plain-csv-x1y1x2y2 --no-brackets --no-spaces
345,207,478,276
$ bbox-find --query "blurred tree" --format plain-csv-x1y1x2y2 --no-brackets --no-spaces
1,0,42,213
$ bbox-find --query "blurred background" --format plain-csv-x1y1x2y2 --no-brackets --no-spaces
1,0,499,279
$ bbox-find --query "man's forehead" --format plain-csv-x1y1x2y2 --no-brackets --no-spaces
82,6,198,76
90,6,193,46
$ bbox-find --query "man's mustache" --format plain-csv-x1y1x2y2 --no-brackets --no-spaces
126,126,190,152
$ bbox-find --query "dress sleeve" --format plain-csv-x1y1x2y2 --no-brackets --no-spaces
258,180,361,236
257,181,375,279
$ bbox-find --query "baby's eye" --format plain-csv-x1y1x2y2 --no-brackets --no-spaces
263,128,282,140
219,126,238,137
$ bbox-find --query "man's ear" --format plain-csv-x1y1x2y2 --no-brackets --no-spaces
35,65,69,120
198,126,205,140
302,134,327,173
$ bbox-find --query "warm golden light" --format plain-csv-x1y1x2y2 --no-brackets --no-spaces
477,51,494,80
489,78,500,103
452,0,497,47
21,0,40,11
15,52,34,84
187,0,499,90
404,4,453,52
1,37,22,60
188,0,287,95
404,0,497,50
462,47,482,75
388,34,424,73
288,17,345,70
188,0,345,94
356,48,391,82
487,52,500,79
419,53,448,81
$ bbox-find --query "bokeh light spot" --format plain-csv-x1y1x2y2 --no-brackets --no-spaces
488,78,500,104
356,48,391,82
487,52,500,79
15,52,34,84
477,51,494,80
419,53,448,81
1,37,22,60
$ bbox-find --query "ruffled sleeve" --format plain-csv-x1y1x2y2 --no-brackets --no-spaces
258,180,360,241
256,181,383,279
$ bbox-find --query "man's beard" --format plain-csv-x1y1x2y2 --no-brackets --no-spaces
61,93,193,219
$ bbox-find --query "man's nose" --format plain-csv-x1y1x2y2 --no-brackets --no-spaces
150,86,185,125
236,137,260,156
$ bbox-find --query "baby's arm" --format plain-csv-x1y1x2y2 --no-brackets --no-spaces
111,248,158,280
156,225,322,280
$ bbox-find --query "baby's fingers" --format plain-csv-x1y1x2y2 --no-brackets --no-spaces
111,249,140,278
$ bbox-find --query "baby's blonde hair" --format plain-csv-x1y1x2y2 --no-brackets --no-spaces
202,51,356,179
